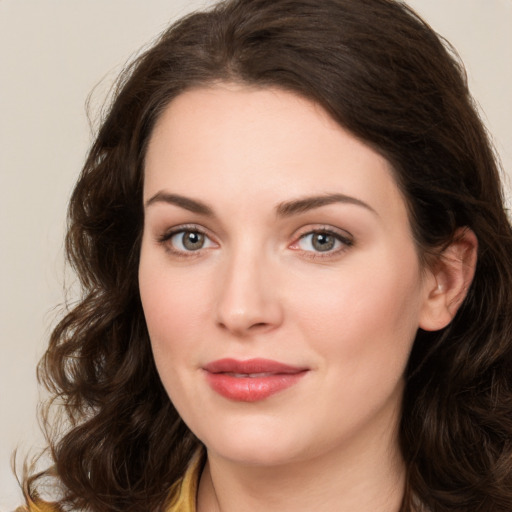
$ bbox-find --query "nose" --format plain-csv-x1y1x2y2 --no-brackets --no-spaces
215,249,284,336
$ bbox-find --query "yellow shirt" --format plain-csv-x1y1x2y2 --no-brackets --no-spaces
22,454,202,512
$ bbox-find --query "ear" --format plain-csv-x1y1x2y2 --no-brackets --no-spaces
419,227,478,332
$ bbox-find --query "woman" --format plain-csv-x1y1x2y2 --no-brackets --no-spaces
20,0,512,510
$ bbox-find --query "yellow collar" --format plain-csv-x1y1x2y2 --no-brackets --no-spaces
166,451,204,512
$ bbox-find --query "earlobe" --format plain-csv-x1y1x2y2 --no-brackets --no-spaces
419,228,478,332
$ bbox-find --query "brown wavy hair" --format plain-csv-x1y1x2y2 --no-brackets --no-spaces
22,0,512,510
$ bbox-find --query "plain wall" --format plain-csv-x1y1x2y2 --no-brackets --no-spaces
1,0,511,508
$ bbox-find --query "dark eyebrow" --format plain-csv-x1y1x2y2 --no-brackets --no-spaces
276,193,377,217
145,192,213,216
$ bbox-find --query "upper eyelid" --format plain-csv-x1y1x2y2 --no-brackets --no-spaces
158,223,213,240
292,224,353,241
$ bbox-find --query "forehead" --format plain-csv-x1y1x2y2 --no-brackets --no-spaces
144,84,406,221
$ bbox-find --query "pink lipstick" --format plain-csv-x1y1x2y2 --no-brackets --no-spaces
203,358,307,402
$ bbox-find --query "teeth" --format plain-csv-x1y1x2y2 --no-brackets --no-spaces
226,372,274,378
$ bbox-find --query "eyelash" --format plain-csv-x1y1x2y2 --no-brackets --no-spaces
157,224,353,259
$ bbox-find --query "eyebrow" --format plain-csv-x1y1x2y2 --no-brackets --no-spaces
276,193,377,217
145,192,214,216
144,191,377,217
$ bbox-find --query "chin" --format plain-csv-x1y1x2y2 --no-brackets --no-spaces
211,441,305,467
196,418,310,467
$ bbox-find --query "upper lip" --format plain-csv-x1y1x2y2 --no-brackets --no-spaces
203,358,307,375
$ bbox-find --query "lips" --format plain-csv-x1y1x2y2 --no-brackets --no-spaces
203,358,308,402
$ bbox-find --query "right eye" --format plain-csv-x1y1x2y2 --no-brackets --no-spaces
160,227,216,255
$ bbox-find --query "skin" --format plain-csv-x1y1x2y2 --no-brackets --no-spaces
138,84,475,511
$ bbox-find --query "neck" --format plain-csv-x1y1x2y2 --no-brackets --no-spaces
197,410,406,512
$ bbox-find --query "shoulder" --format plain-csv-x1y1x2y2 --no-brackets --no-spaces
16,452,204,512
14,501,57,512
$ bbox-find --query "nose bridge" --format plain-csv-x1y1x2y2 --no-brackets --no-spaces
215,238,282,335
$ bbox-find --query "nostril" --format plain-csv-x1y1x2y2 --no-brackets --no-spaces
249,322,270,331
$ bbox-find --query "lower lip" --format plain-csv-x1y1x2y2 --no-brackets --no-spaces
205,371,307,402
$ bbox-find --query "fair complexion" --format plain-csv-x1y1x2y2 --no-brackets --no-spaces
139,84,477,512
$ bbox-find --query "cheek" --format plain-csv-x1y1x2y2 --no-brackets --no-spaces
138,248,211,367
140,276,199,339
290,251,423,369
138,254,213,418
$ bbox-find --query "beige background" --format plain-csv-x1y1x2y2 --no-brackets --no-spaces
1,0,511,508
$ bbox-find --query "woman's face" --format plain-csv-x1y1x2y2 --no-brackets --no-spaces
139,84,435,467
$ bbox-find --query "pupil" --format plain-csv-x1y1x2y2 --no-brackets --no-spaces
313,233,334,252
183,231,204,250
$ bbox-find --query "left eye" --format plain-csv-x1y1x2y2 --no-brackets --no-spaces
169,230,215,252
296,231,346,253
